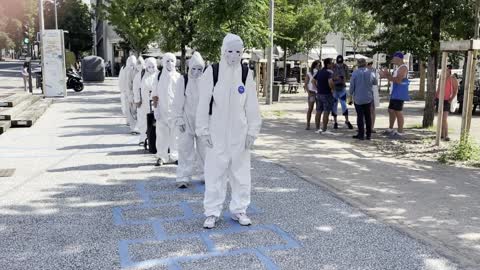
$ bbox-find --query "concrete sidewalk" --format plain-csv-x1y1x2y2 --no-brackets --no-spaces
256,93,480,270
0,79,459,269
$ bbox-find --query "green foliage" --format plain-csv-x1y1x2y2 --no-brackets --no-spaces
341,3,376,54
274,0,330,56
439,136,480,163
0,32,14,59
101,0,160,54
193,0,270,62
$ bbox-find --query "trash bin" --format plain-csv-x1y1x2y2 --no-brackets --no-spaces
273,85,281,102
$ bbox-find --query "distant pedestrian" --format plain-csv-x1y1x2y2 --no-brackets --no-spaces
106,60,112,77
21,62,29,92
350,58,377,140
312,58,335,134
435,64,458,141
304,60,320,130
380,52,409,139
332,55,353,130
367,61,380,132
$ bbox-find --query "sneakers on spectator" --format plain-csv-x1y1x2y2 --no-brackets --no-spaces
334,123,339,129
315,129,323,134
389,132,404,140
322,130,335,135
203,216,218,229
382,129,394,135
231,213,252,226
352,135,365,140
346,121,354,129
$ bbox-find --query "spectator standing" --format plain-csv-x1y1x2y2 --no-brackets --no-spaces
304,60,320,130
435,64,458,141
380,52,410,139
312,58,335,134
332,55,353,129
105,61,112,77
21,62,29,92
367,61,380,132
350,58,377,140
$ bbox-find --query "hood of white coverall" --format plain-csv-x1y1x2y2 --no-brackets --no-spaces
140,57,158,103
196,33,262,153
145,57,158,74
135,56,145,72
173,51,206,133
154,53,180,124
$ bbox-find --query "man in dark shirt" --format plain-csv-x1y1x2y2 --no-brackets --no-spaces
312,58,335,134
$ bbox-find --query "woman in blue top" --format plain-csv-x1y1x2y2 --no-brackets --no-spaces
380,52,409,139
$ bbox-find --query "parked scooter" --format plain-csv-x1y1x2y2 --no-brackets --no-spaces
33,67,84,92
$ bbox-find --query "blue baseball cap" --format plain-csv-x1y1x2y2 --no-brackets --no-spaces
393,51,404,59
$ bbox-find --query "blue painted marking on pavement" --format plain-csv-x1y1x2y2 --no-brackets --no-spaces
114,178,302,269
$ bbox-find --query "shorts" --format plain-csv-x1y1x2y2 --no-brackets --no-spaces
388,99,404,111
307,91,316,103
316,94,334,113
435,99,451,112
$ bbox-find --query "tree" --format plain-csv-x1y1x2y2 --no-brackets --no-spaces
0,32,14,60
151,0,200,72
341,5,376,57
192,0,270,62
274,0,330,79
100,0,160,55
357,0,473,128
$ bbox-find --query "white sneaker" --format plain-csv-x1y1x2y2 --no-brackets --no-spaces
231,213,252,226
315,129,323,134
203,216,218,229
322,130,335,135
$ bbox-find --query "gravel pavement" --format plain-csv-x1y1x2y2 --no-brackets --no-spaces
0,78,459,269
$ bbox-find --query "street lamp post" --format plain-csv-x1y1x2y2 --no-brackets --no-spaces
266,0,274,105
54,0,58,29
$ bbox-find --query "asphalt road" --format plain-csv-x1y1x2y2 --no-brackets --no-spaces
0,78,459,269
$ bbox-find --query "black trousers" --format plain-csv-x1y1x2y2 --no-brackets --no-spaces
354,102,372,138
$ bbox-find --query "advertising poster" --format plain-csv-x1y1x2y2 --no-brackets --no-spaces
42,30,67,97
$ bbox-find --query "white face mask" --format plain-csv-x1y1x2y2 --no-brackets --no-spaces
190,65,203,79
224,45,243,66
165,59,175,71
313,68,318,74
146,65,155,73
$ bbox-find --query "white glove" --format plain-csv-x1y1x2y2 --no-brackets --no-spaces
154,110,160,121
200,135,213,148
245,135,256,150
178,124,186,133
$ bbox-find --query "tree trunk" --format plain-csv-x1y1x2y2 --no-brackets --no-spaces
422,14,441,128
283,44,287,82
419,59,426,98
180,44,186,74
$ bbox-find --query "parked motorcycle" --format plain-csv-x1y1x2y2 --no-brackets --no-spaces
33,68,84,92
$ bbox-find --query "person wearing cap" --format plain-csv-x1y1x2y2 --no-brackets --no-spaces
435,64,458,141
349,58,377,140
379,52,410,139
332,55,354,130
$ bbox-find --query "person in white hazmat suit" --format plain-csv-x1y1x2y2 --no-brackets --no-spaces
196,34,262,229
132,56,146,141
125,55,139,133
172,52,207,189
135,57,158,145
118,62,127,117
151,53,181,166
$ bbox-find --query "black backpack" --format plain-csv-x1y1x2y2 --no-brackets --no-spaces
208,63,249,115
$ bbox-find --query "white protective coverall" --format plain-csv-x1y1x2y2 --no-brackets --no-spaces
125,55,138,132
118,65,127,116
196,34,262,217
172,52,207,183
135,57,158,144
151,53,181,163
132,56,145,140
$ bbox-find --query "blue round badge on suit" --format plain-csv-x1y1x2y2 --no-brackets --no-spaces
238,85,245,94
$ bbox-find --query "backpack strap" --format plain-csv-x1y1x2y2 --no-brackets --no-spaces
141,69,146,79
183,74,188,95
209,63,219,115
241,64,249,85
157,68,163,81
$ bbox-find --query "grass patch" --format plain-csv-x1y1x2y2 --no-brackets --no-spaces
439,136,480,164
